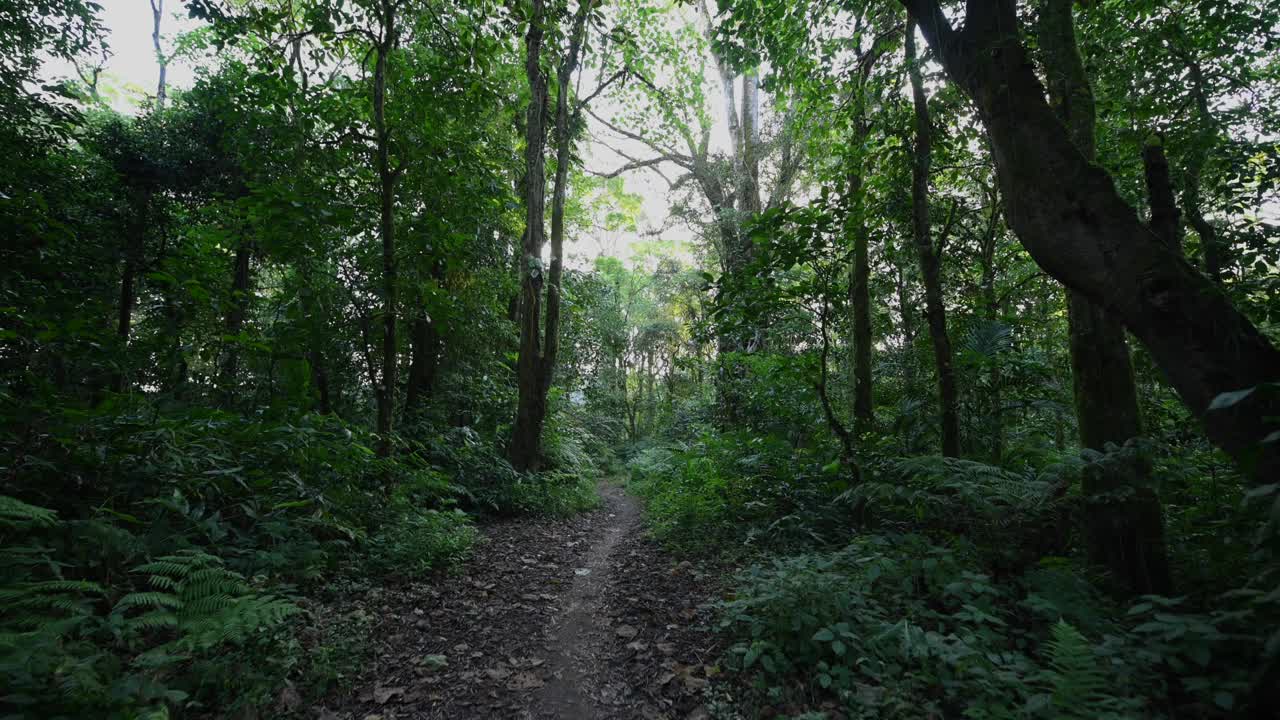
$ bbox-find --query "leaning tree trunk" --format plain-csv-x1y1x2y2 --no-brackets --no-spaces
898,0,1280,495
905,21,960,458
1038,0,1172,596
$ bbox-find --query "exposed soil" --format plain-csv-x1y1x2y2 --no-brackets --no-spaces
317,480,724,720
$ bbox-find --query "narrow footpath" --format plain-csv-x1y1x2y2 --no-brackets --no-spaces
321,480,722,720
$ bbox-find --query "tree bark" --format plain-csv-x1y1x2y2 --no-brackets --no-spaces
817,301,857,475
149,0,167,107
846,99,874,435
510,0,589,471
1038,0,1172,596
372,1,399,457
738,69,762,216
1142,139,1182,254
310,347,332,415
404,312,440,418
905,21,960,458
849,171,873,434
111,190,150,395
898,0,1280,481
1182,58,1225,281
219,238,252,401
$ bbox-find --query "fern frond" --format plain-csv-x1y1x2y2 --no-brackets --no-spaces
1045,620,1108,715
0,495,59,529
116,592,182,610
128,611,179,631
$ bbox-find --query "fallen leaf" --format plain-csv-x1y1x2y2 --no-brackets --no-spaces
505,671,545,690
420,654,448,670
276,685,302,712
373,686,404,705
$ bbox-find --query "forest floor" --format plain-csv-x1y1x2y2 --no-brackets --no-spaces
317,480,726,720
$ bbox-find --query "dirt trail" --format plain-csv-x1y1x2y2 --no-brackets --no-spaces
322,480,720,720
534,482,641,718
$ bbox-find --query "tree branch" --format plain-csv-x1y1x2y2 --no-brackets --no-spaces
585,106,692,166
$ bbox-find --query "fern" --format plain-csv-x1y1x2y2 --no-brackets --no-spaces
118,550,299,653
1045,620,1105,713
1038,620,1143,718
0,494,59,529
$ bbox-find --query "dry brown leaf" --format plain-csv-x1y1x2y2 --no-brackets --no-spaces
372,686,404,705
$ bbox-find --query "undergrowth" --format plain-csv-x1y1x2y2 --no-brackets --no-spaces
625,431,1280,719
0,399,604,718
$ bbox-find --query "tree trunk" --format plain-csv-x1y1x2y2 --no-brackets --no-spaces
847,112,874,434
111,192,149,395
310,347,332,415
510,0,552,472
905,21,960,458
510,0,589,471
899,0,1280,481
372,3,399,457
1182,58,1225,282
738,69,762,216
816,301,857,475
1038,0,1172,596
977,196,1004,462
149,0,166,107
1142,139,1182,254
219,239,252,401
404,312,440,418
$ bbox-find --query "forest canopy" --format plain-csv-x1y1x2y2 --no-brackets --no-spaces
2,0,1279,718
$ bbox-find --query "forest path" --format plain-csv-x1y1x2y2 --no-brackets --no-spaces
323,479,721,720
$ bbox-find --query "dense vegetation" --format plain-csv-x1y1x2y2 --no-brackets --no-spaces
2,0,1278,718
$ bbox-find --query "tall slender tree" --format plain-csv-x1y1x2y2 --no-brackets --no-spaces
510,0,593,471
905,20,960,457
150,0,167,107
371,0,401,456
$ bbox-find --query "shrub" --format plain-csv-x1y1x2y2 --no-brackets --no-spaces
715,534,1159,719
366,508,477,577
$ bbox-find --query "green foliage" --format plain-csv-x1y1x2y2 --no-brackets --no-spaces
634,425,1279,717
367,509,476,577
0,511,301,717
716,535,1162,719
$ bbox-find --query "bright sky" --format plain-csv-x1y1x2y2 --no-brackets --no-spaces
68,1,704,270
56,0,200,109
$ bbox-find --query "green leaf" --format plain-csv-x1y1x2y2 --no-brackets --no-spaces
1208,387,1255,410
